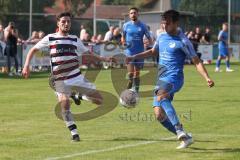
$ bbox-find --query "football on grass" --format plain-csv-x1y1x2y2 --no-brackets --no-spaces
119,89,139,108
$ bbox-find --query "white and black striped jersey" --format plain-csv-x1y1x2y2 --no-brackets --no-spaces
34,33,88,81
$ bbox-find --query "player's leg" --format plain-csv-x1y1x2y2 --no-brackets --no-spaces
84,90,103,105
126,64,134,89
132,59,144,93
215,55,222,72
225,54,234,72
57,93,80,141
133,66,140,93
154,90,193,149
68,75,103,106
49,74,82,105
154,79,193,148
153,106,176,135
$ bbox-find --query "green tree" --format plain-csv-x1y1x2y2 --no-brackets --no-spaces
178,0,228,16
102,0,134,5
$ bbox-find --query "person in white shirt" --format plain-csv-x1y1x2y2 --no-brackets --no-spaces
22,12,114,142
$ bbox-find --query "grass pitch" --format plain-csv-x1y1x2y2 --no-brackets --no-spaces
0,63,240,160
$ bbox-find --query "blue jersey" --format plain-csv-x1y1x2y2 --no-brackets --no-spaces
153,30,197,81
122,21,150,56
218,30,228,49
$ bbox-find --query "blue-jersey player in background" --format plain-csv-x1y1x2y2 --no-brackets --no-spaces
122,7,152,93
215,22,234,72
126,10,214,149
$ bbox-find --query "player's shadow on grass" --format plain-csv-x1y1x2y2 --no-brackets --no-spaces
110,137,175,142
83,137,176,142
186,147,240,153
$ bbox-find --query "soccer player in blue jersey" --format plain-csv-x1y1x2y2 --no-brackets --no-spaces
122,7,152,93
126,10,214,149
215,22,234,72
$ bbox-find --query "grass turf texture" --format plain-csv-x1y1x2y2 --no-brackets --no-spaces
0,63,240,160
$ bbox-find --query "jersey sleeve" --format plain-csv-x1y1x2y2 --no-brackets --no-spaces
33,35,49,50
76,37,89,55
179,30,197,59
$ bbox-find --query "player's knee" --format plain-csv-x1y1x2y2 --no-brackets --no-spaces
128,72,133,79
155,89,169,102
155,109,166,121
157,94,169,102
59,99,70,110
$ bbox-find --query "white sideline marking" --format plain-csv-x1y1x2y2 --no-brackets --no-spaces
45,136,175,160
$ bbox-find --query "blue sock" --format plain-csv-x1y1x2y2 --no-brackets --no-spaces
160,99,179,126
159,117,177,135
216,59,221,68
225,60,230,68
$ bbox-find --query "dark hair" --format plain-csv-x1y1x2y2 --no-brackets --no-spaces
129,7,139,12
56,12,72,21
162,9,180,22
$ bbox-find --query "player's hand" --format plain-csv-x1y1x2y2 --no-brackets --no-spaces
125,56,134,64
22,65,30,78
206,78,214,88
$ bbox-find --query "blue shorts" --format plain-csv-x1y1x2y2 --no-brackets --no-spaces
152,78,183,107
219,47,228,57
129,59,144,69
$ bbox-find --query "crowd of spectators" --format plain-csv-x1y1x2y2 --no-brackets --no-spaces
0,21,47,76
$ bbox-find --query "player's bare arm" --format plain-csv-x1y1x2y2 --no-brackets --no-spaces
191,56,214,88
22,47,39,78
83,51,117,64
126,48,157,64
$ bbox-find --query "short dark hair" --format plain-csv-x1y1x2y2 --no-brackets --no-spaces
162,9,180,22
129,7,139,12
56,12,72,21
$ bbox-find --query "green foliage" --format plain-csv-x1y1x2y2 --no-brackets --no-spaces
179,0,228,16
0,0,55,22
71,0,94,16
102,0,134,5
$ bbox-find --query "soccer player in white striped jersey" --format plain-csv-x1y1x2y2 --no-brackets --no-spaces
22,12,114,142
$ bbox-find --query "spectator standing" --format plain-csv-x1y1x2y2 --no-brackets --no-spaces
0,24,4,41
38,31,45,39
4,22,20,76
195,27,202,43
0,24,5,57
80,25,87,41
201,27,211,44
26,31,40,44
110,27,122,43
104,26,114,41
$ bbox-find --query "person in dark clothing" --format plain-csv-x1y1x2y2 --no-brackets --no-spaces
4,22,19,76
110,27,122,43
202,27,211,44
